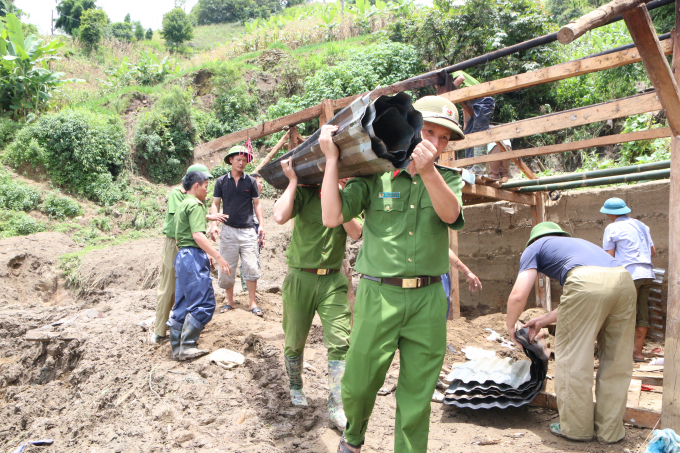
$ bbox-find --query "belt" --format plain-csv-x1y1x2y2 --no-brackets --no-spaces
301,268,339,275
361,274,442,289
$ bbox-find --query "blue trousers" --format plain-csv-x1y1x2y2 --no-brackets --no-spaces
167,247,216,331
463,97,496,159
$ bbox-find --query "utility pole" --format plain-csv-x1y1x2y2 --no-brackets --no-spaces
51,10,54,36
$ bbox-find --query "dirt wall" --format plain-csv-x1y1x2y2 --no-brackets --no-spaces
458,180,670,314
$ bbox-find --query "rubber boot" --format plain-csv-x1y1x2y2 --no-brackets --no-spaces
328,360,347,430
179,314,209,361
634,326,648,361
169,327,182,360
284,354,308,406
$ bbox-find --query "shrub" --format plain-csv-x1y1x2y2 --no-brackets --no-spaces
40,193,83,219
145,28,153,40
3,109,128,205
134,87,197,184
0,209,45,238
79,8,109,50
0,177,40,211
0,118,21,150
111,21,134,41
193,109,227,142
91,216,113,232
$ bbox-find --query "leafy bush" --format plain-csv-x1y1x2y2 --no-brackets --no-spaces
79,8,109,50
102,52,179,90
3,109,128,205
0,209,45,238
111,21,134,42
40,193,83,219
145,28,153,40
91,216,112,232
0,118,22,150
193,109,228,142
134,87,197,184
0,174,40,211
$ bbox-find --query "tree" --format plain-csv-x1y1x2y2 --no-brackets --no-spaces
124,13,131,23
55,0,96,35
134,21,144,40
191,0,280,25
161,8,193,50
111,21,134,41
145,28,153,40
79,8,108,50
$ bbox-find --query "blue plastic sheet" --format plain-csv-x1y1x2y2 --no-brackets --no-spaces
646,429,680,453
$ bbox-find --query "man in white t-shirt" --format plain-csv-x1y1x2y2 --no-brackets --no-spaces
601,198,656,362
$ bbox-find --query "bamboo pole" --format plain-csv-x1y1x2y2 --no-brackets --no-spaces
253,131,291,173
517,169,670,192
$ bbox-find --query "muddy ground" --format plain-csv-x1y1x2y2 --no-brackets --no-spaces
0,200,658,453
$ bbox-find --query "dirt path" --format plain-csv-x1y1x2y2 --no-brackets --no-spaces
0,207,653,453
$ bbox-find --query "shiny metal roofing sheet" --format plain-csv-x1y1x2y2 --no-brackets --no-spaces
445,356,531,388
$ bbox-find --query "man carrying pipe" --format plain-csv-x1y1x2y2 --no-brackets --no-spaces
506,222,636,443
272,165,363,429
320,95,466,453
600,198,657,362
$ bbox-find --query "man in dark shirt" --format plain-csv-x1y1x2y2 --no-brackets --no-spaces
208,146,264,317
505,222,636,444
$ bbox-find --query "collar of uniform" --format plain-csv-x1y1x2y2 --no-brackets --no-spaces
392,170,401,179
615,215,630,222
185,194,204,205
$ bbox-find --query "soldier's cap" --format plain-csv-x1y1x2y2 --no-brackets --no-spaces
185,164,212,179
600,197,631,216
526,222,571,248
413,96,465,141
224,146,253,164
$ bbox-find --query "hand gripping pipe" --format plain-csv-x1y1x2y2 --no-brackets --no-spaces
259,92,423,190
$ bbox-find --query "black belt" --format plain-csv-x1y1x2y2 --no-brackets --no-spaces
301,268,339,275
361,275,442,289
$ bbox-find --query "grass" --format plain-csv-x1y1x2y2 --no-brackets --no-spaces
192,23,246,51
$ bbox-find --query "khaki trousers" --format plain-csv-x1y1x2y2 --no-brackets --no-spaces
217,225,260,289
555,266,636,443
154,236,177,337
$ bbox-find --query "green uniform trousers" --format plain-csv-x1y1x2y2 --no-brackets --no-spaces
154,236,178,337
342,277,447,452
555,266,635,443
634,278,654,328
282,267,351,361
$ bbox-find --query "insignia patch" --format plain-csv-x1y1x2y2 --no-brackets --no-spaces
442,106,454,117
379,192,400,199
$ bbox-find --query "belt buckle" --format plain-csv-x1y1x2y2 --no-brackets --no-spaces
317,269,328,275
402,278,418,288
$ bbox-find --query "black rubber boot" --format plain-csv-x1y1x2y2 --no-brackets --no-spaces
179,314,209,361
169,327,182,360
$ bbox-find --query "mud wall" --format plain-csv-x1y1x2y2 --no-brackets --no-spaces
457,180,670,314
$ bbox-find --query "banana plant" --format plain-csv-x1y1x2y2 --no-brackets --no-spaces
0,13,79,119
319,6,337,25
244,18,261,33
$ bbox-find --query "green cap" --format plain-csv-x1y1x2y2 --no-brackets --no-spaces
526,221,571,248
413,96,465,141
224,146,253,164
185,164,212,178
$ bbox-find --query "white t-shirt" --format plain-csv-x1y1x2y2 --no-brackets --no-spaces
602,215,654,280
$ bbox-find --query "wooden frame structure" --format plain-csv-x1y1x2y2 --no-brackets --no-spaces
194,0,680,429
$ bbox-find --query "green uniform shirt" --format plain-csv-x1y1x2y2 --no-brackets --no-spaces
162,187,186,238
174,195,208,249
287,186,352,270
340,167,464,278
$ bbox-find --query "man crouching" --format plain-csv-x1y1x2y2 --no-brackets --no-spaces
167,170,231,361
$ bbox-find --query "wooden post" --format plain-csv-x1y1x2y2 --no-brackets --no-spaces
288,125,298,152
448,230,460,320
531,193,552,310
320,99,334,125
496,140,537,180
558,0,653,44
621,1,680,428
253,130,290,173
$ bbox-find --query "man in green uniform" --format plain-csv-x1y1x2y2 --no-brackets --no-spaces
151,164,225,344
320,95,466,453
273,161,363,429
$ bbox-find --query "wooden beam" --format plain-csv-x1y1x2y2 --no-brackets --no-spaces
461,183,536,205
442,40,672,104
623,5,680,133
443,127,671,167
288,125,298,152
531,193,551,310
320,99,334,125
443,92,663,154
448,230,460,321
662,0,680,430
627,379,642,407
253,131,290,173
558,0,650,45
631,371,664,386
529,392,661,429
497,140,537,180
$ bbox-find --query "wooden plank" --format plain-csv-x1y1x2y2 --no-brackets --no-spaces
530,392,661,429
442,127,670,167
497,140,537,180
558,0,653,44
623,5,680,133
632,371,664,386
662,0,680,429
461,183,536,205
627,379,642,407
320,99,334,125
531,193,552,310
253,131,290,173
442,40,672,104
448,230,460,320
288,125,298,152
443,92,663,155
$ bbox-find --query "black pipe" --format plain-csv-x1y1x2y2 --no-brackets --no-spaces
408,0,673,83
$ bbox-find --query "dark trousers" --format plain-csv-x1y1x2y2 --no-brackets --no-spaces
167,247,216,330
462,97,496,159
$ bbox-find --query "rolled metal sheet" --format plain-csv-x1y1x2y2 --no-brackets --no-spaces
259,91,423,189
444,328,549,409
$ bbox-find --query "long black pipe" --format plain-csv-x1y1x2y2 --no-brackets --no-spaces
409,0,673,83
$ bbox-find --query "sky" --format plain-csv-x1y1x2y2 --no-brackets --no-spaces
16,0,200,35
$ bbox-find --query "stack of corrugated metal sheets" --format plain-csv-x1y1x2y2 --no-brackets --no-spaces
444,328,549,409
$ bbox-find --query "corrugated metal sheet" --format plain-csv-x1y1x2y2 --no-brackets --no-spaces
443,328,549,409
259,92,423,190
